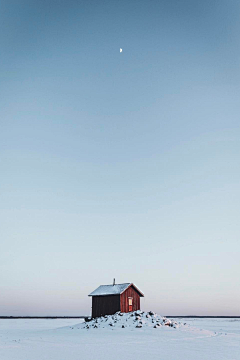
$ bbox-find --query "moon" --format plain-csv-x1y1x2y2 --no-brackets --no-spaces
120,48,122,53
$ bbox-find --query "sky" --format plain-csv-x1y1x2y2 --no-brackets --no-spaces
0,0,240,316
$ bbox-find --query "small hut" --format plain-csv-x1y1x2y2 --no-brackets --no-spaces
88,280,144,318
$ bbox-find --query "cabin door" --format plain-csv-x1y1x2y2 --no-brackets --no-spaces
128,297,133,312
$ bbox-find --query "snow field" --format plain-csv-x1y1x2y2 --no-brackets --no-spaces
0,317,240,360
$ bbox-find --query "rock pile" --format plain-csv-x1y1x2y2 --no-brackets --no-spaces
79,311,181,330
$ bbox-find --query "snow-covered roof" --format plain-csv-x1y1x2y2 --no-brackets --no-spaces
88,283,144,297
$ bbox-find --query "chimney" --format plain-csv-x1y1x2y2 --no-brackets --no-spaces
113,278,115,286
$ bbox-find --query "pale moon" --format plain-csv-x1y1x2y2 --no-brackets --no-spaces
120,48,122,53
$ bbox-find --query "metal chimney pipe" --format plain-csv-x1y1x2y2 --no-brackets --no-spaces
113,278,115,285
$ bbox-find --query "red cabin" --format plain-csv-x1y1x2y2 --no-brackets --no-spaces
88,282,144,318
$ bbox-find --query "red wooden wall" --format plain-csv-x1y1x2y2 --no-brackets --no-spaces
120,285,140,313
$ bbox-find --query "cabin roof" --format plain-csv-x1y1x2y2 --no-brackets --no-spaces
88,283,144,297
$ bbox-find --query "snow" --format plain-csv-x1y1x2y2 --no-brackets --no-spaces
0,315,239,360
81,310,180,329
88,282,144,296
88,283,131,296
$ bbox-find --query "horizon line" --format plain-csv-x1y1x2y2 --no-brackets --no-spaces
1,315,240,319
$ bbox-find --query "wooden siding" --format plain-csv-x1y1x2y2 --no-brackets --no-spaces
92,295,120,318
120,285,140,313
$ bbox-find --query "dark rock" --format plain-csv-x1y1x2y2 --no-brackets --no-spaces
85,317,92,322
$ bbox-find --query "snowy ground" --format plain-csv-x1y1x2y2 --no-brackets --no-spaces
0,315,239,360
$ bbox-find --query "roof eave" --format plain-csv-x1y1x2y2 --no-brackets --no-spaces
120,283,144,297
88,293,120,297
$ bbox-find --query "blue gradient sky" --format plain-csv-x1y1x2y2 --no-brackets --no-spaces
1,0,240,316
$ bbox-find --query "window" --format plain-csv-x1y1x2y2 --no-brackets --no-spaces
128,297,133,311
